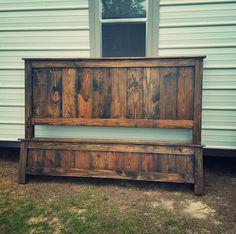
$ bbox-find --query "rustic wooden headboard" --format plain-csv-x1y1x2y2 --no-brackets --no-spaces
19,57,205,194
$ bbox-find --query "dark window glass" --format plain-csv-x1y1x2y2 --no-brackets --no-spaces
102,23,146,57
102,0,146,19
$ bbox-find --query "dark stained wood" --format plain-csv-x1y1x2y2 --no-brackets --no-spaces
127,68,143,118
30,58,198,69
110,68,127,118
92,68,110,118
194,147,204,195
18,142,28,183
32,118,193,129
25,61,34,139
47,69,62,118
143,68,160,119
26,142,195,155
193,59,204,145
77,68,93,118
159,67,178,119
177,67,194,120
20,57,205,195
62,68,77,117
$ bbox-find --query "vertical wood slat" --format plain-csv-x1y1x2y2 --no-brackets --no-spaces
77,69,93,118
193,60,203,145
110,68,127,118
33,69,48,117
159,67,178,119
93,68,110,118
62,68,77,118
25,61,34,138
177,67,194,120
47,69,62,118
127,68,143,118
143,68,160,119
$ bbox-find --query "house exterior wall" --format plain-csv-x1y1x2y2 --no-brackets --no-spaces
0,0,235,149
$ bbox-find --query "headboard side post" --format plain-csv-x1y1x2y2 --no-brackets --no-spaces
192,58,204,145
25,60,34,139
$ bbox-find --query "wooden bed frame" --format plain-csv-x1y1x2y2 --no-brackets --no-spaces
19,56,205,194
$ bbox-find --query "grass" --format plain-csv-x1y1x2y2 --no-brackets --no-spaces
0,186,194,234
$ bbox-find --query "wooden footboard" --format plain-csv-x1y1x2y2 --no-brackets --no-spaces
19,139,203,194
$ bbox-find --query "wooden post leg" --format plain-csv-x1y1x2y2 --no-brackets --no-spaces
18,142,28,184
194,147,204,195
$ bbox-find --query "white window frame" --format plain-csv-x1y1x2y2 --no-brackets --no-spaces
89,0,159,57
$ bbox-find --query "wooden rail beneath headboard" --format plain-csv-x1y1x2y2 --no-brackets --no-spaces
19,56,205,194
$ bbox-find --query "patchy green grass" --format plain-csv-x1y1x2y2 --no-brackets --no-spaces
0,186,196,234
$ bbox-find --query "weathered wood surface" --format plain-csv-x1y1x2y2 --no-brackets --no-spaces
25,148,194,183
21,57,204,194
31,65,196,127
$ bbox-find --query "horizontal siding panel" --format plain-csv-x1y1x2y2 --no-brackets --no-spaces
160,0,236,6
0,88,24,106
35,126,192,142
0,9,88,29
0,31,89,48
0,124,24,140
202,130,236,149
0,0,88,9
0,51,90,69
0,106,24,124
160,3,236,24
203,69,236,89
0,69,24,88
160,26,236,48
202,110,236,130
159,48,236,68
202,90,236,110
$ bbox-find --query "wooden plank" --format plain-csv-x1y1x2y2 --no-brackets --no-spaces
32,117,193,129
92,68,110,118
77,68,93,118
26,167,194,183
26,142,195,155
193,59,203,145
143,68,160,119
60,150,73,168
127,68,143,118
110,68,127,118
30,58,196,69
47,68,62,118
194,147,204,195
22,137,194,146
43,150,56,168
32,68,48,117
25,61,34,139
177,67,194,120
159,67,178,119
62,68,77,117
18,142,28,184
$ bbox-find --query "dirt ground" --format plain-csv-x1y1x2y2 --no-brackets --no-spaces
0,148,236,234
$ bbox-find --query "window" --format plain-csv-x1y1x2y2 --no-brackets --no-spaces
89,0,159,57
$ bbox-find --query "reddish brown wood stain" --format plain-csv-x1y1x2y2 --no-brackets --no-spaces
19,57,205,195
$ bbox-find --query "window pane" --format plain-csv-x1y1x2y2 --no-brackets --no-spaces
102,0,146,19
102,23,146,57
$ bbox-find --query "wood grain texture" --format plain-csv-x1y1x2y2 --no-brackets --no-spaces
93,68,110,118
62,68,77,117
127,68,143,118
32,118,193,129
110,68,127,118
77,68,93,118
